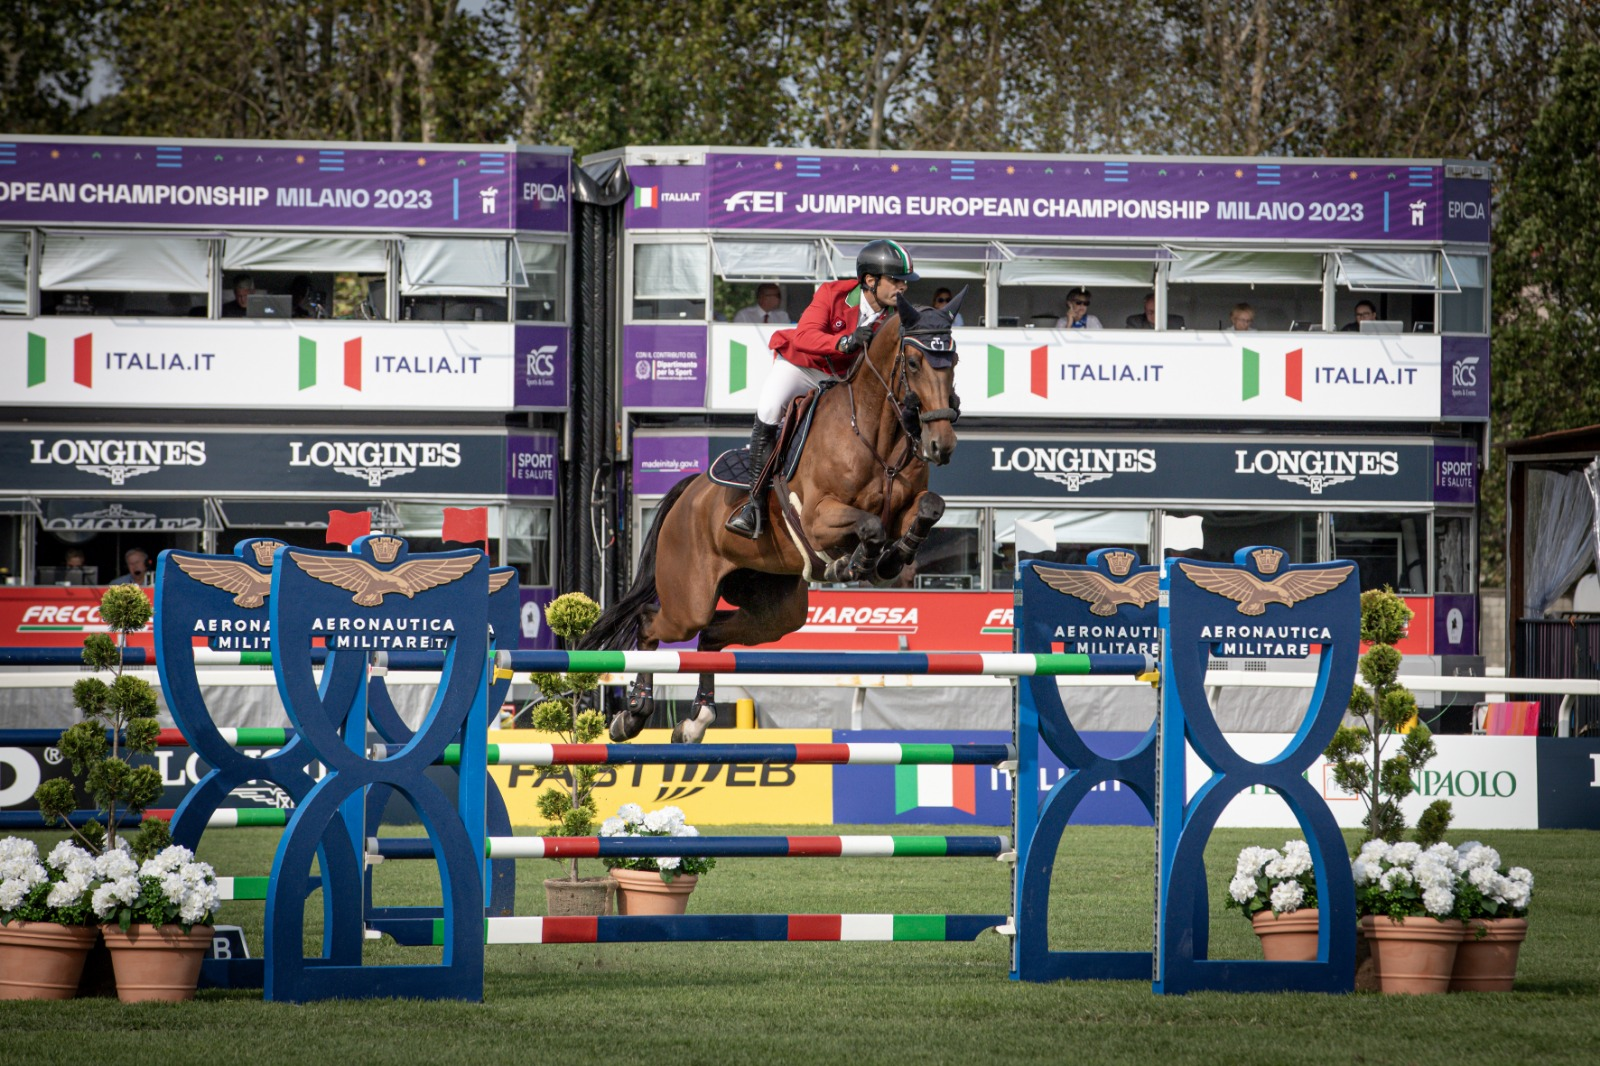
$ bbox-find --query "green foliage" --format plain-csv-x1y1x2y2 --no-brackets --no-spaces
36,586,165,854
1323,587,1450,848
544,592,601,642
1413,801,1454,850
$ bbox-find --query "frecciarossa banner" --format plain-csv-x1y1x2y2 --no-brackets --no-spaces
706,326,1488,422
5,320,575,411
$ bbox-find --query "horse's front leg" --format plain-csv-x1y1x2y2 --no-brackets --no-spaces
871,490,945,586
672,671,718,744
610,612,661,742
808,497,888,584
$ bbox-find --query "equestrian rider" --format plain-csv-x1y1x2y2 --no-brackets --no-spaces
725,239,918,539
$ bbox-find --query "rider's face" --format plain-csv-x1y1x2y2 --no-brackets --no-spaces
867,274,907,309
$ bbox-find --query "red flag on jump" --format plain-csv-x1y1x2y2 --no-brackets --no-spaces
442,506,489,546
326,509,372,546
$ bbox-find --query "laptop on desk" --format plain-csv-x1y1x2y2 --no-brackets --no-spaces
246,294,294,318
1359,320,1404,334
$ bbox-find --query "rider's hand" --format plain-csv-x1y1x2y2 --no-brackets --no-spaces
835,324,873,355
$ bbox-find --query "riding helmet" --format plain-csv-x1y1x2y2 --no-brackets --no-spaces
856,239,919,283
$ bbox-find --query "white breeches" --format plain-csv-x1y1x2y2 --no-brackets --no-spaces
756,356,837,424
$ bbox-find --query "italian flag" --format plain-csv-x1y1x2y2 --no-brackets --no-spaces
894,764,977,815
634,186,659,208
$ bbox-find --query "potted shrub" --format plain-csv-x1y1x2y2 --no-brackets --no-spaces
599,804,714,915
526,592,614,916
0,838,101,999
1351,839,1463,994
1449,841,1533,992
1226,840,1320,960
92,843,221,1002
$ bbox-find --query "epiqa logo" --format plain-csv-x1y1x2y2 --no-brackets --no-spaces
30,437,207,486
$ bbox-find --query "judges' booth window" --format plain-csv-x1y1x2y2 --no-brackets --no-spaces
399,237,524,322
40,234,210,316
713,239,821,322
994,246,1171,329
825,241,991,326
37,498,216,584
1330,511,1428,595
1333,250,1454,334
1441,254,1487,334
991,508,1152,589
516,240,566,322
0,231,29,316
1160,509,1318,567
0,498,36,585
1434,513,1474,595
221,236,391,320
503,505,553,587
1167,249,1325,332
890,507,981,590
631,241,708,321
213,500,398,553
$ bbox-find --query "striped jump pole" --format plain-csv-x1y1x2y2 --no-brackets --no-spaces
368,834,1010,861
502,650,1154,677
0,807,287,830
385,741,1015,767
0,727,295,749
441,913,1008,945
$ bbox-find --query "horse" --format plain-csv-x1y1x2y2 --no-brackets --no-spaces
581,290,966,742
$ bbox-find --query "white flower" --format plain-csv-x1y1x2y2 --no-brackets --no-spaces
180,861,215,885
1422,886,1455,916
46,840,95,876
1234,847,1275,878
1379,867,1413,892
616,803,644,825
1507,866,1532,886
1468,865,1500,891
670,824,700,838
91,883,120,918
46,878,87,909
94,848,138,882
1501,880,1531,911
1459,845,1500,871
1424,843,1460,871
0,838,39,865
1414,857,1455,891
1351,858,1379,886
656,856,681,871
110,876,142,905
1265,847,1311,880
160,873,186,904
1388,842,1422,866
599,817,626,837
1270,880,1305,914
1358,839,1391,860
1229,874,1258,904
0,879,29,911
642,809,673,833
656,806,686,832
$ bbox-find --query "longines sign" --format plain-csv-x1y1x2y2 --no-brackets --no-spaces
0,429,557,497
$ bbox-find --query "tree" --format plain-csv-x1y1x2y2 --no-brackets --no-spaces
0,0,100,133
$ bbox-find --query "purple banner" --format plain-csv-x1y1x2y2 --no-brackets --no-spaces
514,149,572,233
1433,594,1478,656
620,153,1491,244
622,324,707,408
506,433,558,498
1442,335,1489,419
518,588,557,650
1433,442,1477,505
0,138,566,231
633,435,709,496
513,324,570,408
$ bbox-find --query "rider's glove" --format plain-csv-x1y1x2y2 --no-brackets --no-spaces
835,324,874,355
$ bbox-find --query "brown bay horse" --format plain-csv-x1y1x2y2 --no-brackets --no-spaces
582,291,965,742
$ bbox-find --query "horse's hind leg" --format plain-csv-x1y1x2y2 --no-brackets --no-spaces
611,607,661,741
872,490,945,586
672,576,807,744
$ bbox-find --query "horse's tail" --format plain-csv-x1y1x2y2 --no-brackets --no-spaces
577,473,696,651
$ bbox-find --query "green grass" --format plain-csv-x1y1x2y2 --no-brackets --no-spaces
3,825,1597,1066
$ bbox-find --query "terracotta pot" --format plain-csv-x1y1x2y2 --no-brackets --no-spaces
1450,917,1528,992
610,868,698,916
0,922,99,1000
100,924,214,1003
544,876,615,917
1359,915,1460,994
1251,908,1321,961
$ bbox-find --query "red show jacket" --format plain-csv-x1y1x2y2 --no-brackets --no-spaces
770,278,882,374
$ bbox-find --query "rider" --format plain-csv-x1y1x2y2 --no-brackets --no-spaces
725,239,918,539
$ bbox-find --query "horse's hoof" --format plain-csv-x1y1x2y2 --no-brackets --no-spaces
674,704,717,745
609,710,648,742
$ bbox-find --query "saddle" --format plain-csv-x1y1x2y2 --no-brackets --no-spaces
708,384,832,489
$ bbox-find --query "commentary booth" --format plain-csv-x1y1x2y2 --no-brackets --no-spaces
588,146,1492,732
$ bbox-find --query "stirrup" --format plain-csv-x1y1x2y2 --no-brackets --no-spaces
725,499,764,539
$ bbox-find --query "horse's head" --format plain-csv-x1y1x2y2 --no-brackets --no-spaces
881,288,963,465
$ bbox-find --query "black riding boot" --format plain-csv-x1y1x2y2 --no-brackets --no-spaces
725,419,779,539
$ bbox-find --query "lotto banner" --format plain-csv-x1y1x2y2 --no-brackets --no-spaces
488,728,833,826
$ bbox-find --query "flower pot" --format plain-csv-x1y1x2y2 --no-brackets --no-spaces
610,869,698,916
1359,915,1460,994
0,922,99,1000
100,924,214,1003
544,876,615,917
1250,908,1320,961
1450,917,1528,992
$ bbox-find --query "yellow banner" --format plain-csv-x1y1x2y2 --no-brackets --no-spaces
487,728,833,826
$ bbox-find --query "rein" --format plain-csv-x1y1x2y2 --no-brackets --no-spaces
844,333,954,529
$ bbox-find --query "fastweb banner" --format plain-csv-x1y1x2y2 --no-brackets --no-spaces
7,320,515,410
706,324,1458,422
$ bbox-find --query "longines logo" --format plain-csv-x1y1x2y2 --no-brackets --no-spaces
288,440,460,487
1233,448,1398,494
40,502,202,532
30,437,206,485
991,446,1155,491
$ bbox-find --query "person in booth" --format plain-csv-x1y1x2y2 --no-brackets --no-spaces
1341,300,1378,331
110,548,153,587
733,283,791,324
932,287,964,326
724,239,918,539
220,275,254,318
1054,287,1102,329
